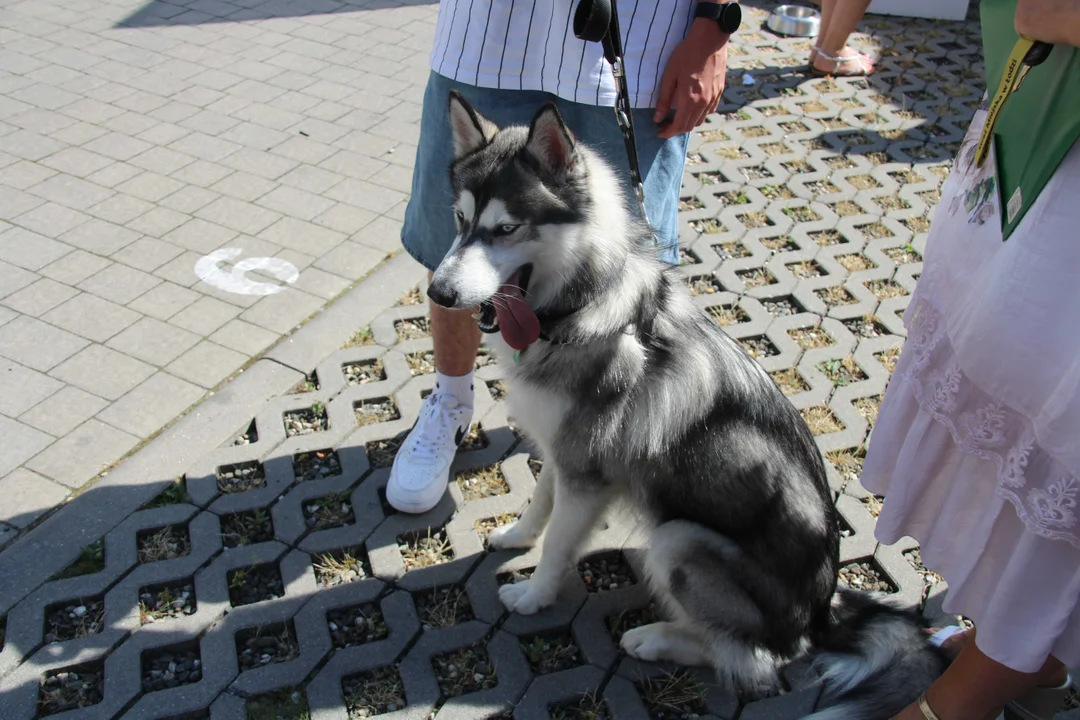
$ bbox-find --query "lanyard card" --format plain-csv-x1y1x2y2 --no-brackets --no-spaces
979,0,1080,241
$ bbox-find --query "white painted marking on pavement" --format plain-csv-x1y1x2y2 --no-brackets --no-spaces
194,248,300,296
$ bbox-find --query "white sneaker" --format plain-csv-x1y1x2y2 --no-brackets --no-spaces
386,391,473,514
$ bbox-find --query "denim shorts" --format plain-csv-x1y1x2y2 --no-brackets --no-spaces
401,71,689,271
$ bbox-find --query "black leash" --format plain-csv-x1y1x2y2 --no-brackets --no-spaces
573,0,651,229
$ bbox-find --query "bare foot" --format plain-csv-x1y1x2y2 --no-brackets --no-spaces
811,46,874,76
926,627,1069,688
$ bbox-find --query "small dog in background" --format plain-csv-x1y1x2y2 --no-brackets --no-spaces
426,90,947,719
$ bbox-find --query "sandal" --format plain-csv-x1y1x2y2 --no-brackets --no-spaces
811,46,875,77
927,626,1073,720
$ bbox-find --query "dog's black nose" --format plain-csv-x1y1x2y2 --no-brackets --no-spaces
427,282,458,308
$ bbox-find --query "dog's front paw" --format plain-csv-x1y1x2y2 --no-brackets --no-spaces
498,579,554,615
620,623,668,661
487,522,537,550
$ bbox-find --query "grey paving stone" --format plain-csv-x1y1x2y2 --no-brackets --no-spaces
0,314,89,371
59,216,143,255
167,340,249,388
27,171,114,210
0,158,59,190
0,356,63,416
38,247,112,285
127,205,191,238
0,256,40,302
40,146,115,178
165,217,240,254
0,225,72,270
239,288,326,335
43,291,142,342
126,280,200,320
50,343,156,400
105,316,201,366
110,236,185,273
169,295,242,336
209,318,280,356
0,415,54,476
313,239,386,281
18,384,109,437
77,261,163,305
25,417,137,487
96,371,205,438
0,467,69,528
1,276,80,316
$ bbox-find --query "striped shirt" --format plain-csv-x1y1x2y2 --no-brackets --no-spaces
430,0,699,109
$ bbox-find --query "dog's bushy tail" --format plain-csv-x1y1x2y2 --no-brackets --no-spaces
803,587,949,720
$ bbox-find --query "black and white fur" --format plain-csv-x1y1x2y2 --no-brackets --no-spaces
428,91,948,719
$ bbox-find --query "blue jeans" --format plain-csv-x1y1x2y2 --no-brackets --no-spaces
401,71,689,270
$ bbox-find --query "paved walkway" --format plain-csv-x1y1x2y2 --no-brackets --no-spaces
0,0,430,542
3,0,1078,718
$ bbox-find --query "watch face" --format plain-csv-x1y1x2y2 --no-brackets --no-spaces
721,2,742,33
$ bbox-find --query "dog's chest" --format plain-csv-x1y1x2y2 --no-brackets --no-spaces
504,377,569,452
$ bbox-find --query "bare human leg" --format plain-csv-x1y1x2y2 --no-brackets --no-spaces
428,270,481,376
893,629,1067,720
810,0,874,75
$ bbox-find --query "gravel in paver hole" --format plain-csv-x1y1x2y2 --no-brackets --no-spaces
343,326,375,348
706,303,749,326
355,397,401,426
218,460,266,493
395,285,423,306
141,641,201,693
844,315,890,339
293,448,343,482
343,359,386,385
247,688,310,720
284,403,329,436
137,524,191,563
236,621,300,672
737,335,780,359
520,630,583,674
866,279,908,299
827,446,866,488
365,430,409,468
550,693,611,720
800,406,845,435
475,513,519,546
497,567,535,586
44,596,105,643
50,539,104,580
233,419,259,446
343,666,406,717
416,585,474,629
406,350,435,375
770,368,809,395
328,603,389,649
288,372,320,394
39,661,105,715
304,491,355,530
456,464,509,501
686,275,722,296
433,644,498,699
789,325,833,349
607,602,662,645
637,670,709,720
678,249,701,266
139,579,196,624
394,317,431,341
787,260,824,278
399,528,454,571
313,546,370,587
819,357,867,387
228,562,285,607
487,379,508,401
816,284,859,307
220,508,274,548
838,559,895,593
762,294,801,316
143,477,190,509
904,547,944,599
578,551,636,593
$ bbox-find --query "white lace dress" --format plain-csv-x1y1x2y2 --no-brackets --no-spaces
862,98,1080,674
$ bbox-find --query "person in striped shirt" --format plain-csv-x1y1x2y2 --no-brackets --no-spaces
387,0,738,514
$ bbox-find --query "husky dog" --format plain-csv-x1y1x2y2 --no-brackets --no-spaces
427,91,947,719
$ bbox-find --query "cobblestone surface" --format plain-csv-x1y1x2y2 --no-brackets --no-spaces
5,0,1080,719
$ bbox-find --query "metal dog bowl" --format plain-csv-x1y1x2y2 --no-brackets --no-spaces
766,5,821,37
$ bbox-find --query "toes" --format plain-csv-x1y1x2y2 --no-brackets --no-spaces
487,523,534,550
497,579,551,615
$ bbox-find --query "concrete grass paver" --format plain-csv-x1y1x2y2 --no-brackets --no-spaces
5,1,1073,720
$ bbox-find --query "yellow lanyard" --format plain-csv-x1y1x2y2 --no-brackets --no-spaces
976,36,1038,168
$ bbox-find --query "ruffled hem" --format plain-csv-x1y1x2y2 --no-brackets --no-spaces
883,295,1080,549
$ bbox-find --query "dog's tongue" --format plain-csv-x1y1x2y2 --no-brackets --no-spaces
495,270,540,351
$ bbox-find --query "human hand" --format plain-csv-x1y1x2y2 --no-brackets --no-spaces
653,18,730,139
1015,0,1080,47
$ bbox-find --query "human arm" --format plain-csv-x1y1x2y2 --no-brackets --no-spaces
1014,0,1080,48
654,1,734,139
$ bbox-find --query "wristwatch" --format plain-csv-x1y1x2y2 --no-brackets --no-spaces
694,1,742,34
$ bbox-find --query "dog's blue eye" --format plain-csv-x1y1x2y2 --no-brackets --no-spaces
496,224,520,236
454,210,465,224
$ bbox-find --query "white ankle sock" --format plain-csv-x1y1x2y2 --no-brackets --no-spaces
435,370,474,406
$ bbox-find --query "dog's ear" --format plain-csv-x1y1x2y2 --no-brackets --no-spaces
448,90,498,158
526,103,576,180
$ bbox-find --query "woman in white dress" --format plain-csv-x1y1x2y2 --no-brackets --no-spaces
862,1,1080,718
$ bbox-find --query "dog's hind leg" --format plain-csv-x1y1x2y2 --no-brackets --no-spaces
498,477,608,615
488,459,556,550
633,520,782,695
